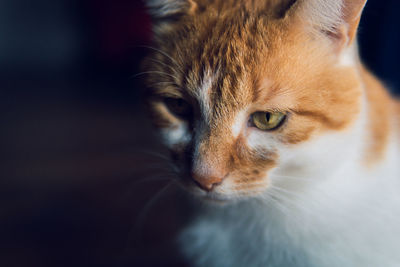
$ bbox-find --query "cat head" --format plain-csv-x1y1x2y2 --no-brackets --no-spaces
143,0,367,201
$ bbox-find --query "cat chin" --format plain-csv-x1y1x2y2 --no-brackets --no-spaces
187,186,257,205
198,195,232,206
188,187,233,203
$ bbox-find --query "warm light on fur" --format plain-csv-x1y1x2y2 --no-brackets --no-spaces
143,0,400,266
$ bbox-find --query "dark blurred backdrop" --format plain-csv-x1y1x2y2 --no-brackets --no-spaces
0,0,399,266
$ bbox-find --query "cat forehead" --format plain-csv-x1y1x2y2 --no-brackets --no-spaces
184,40,298,113
191,67,255,110
183,31,271,110
178,17,299,104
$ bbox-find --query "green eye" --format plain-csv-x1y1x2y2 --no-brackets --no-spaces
164,98,192,118
251,111,286,131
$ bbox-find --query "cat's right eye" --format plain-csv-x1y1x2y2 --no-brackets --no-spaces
163,97,192,118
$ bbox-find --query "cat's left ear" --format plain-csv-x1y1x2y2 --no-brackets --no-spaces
145,0,198,20
289,0,368,52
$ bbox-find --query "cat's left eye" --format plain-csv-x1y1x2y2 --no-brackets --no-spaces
163,97,192,118
251,111,286,131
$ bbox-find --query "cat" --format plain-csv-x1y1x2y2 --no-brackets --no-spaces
142,0,400,266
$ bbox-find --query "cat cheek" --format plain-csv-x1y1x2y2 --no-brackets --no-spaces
215,177,269,198
246,131,278,151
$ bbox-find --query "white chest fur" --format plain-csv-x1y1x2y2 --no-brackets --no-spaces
178,94,400,267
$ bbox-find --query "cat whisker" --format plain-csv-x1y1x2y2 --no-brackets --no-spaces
129,174,177,186
131,70,180,81
132,150,180,171
115,169,179,203
259,193,292,219
138,45,181,68
139,150,170,160
148,58,184,75
149,81,178,88
269,185,306,199
125,164,178,177
129,162,173,171
266,186,318,218
127,181,176,247
270,184,400,227
261,192,332,246
270,174,315,182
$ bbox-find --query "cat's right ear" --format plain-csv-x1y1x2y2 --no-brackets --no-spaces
287,0,368,52
145,0,198,20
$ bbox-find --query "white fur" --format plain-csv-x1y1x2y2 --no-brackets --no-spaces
161,122,191,148
146,0,186,18
299,0,366,37
177,47,400,266
298,0,343,33
339,43,358,67
247,128,281,152
231,109,248,138
196,70,215,122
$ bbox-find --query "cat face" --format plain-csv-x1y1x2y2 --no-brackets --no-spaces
144,0,367,201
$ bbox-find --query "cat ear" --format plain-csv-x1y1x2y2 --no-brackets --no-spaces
145,0,197,19
290,0,367,51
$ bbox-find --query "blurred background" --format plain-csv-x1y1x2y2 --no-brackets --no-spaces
0,0,399,266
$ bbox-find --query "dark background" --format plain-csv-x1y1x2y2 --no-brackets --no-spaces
1,0,399,266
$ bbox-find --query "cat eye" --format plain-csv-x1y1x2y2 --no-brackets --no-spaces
163,97,192,118
251,111,286,131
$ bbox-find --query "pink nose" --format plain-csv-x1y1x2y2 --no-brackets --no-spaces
191,172,225,192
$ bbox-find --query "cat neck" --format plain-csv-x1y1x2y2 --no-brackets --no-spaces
357,52,400,167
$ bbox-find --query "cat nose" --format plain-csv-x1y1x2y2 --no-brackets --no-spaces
191,172,225,192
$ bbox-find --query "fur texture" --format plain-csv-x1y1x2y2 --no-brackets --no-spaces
143,0,400,266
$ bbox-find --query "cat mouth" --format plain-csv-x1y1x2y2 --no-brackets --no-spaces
180,178,233,203
179,175,264,204
199,193,236,205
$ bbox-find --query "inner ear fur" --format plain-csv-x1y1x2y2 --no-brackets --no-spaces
287,0,368,51
146,0,198,20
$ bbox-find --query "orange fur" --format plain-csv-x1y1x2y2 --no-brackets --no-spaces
361,66,396,165
144,0,399,192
